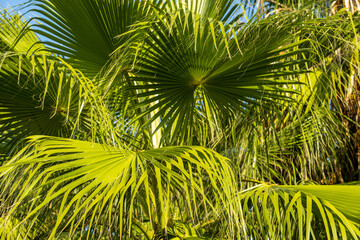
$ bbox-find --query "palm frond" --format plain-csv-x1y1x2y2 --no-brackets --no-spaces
121,11,310,144
27,0,160,76
0,8,40,52
240,184,360,239
0,135,239,239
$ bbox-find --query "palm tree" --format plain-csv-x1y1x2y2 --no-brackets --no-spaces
254,0,360,183
0,0,359,239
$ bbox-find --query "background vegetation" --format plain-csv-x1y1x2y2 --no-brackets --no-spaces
0,0,360,239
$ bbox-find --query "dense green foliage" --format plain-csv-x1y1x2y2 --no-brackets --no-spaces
0,0,360,239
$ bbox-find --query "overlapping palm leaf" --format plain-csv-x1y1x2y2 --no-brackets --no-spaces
0,217,33,240
163,0,239,22
229,105,351,184
0,9,40,53
224,12,360,185
123,11,310,144
0,0,359,239
0,55,75,145
0,11,78,155
240,184,360,239
27,0,162,77
0,136,238,239
0,216,49,239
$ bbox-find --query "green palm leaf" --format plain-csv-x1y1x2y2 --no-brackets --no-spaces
0,136,239,239
1,1,360,239
240,184,360,239
122,11,310,143
0,9,41,53
28,0,161,76
0,54,86,152
0,217,32,240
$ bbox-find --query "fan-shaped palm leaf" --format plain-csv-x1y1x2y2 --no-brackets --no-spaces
0,136,239,239
121,11,310,144
27,0,162,77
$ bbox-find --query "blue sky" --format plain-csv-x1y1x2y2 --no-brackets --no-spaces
0,0,31,18
0,0,27,8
